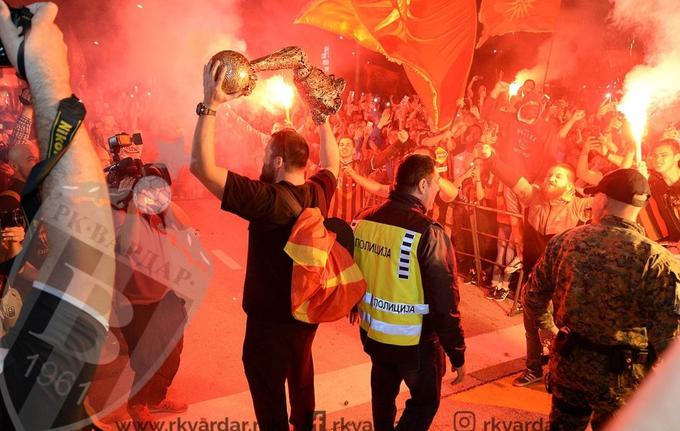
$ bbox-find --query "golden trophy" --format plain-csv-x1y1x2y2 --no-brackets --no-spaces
210,46,345,124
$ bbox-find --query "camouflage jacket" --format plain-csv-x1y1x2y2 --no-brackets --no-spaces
526,215,680,352
525,215,680,392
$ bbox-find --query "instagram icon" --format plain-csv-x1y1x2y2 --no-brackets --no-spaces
453,411,476,431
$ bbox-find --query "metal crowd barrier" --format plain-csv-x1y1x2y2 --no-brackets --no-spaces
443,200,526,316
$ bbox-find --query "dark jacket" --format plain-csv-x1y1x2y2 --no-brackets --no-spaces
356,190,466,369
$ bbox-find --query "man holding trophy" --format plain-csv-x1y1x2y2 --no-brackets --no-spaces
191,48,343,430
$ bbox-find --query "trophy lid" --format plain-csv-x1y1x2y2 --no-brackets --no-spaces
210,50,254,95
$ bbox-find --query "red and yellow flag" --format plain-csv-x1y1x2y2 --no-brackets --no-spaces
296,0,478,129
477,0,562,48
286,208,366,323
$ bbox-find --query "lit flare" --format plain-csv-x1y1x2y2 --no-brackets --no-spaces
618,82,653,163
509,82,521,97
248,75,296,115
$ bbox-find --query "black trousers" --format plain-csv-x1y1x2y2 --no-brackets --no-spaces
370,341,446,431
522,300,543,374
242,317,318,431
0,289,106,430
120,291,186,407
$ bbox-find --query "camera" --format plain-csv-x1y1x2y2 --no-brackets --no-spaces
0,207,24,229
109,132,143,161
105,132,143,188
104,132,171,208
0,7,33,68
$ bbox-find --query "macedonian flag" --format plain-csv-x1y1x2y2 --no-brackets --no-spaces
477,0,562,48
296,0,478,129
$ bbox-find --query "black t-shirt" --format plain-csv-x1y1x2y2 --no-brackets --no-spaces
221,169,337,323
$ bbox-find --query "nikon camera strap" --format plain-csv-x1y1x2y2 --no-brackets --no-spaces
0,95,86,279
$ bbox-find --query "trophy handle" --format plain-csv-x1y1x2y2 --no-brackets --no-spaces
295,67,346,125
250,46,311,76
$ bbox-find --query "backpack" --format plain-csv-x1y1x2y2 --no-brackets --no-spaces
279,186,366,323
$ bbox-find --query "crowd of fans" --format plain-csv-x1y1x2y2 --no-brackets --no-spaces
286,77,680,302
3,70,680,304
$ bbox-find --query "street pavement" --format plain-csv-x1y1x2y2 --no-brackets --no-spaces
96,198,555,431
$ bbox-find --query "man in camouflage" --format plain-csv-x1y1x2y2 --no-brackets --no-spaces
525,168,680,430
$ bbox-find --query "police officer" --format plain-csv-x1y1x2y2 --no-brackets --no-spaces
524,168,680,431
352,154,466,431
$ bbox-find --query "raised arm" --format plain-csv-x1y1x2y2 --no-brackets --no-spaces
438,165,477,203
371,129,411,169
577,136,605,186
345,165,389,197
190,61,234,199
600,135,634,169
437,178,460,203
466,75,480,100
482,153,536,203
0,2,117,323
318,118,339,178
421,129,452,147
559,110,585,140
480,80,509,123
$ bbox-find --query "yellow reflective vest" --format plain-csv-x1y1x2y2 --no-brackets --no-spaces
353,219,429,346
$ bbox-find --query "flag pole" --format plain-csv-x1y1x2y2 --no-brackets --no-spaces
354,41,361,92
542,34,555,91
542,2,562,92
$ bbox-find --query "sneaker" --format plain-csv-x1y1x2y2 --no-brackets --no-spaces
148,399,188,414
493,288,510,301
127,404,154,422
486,287,510,301
512,369,543,387
504,257,523,274
463,268,477,283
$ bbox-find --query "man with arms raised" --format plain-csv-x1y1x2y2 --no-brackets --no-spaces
191,60,339,430
481,151,591,386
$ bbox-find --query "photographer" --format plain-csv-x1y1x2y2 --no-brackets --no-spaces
0,2,115,430
105,133,190,422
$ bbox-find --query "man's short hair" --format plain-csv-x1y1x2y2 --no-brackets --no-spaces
395,154,435,193
651,139,680,155
269,129,309,170
550,162,576,183
338,136,354,147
